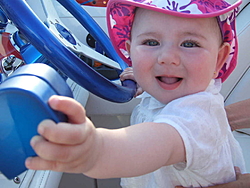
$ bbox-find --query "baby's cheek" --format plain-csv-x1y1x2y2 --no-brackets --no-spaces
133,69,144,84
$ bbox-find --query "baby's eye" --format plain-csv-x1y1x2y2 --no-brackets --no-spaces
181,40,200,48
142,40,159,46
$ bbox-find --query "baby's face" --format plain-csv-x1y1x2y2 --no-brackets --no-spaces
126,8,229,104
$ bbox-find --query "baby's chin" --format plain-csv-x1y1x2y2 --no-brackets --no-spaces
149,93,180,104
150,91,199,104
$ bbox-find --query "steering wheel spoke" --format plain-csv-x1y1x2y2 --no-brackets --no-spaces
37,0,121,70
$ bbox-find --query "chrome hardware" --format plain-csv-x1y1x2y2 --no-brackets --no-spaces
13,176,21,184
0,55,24,77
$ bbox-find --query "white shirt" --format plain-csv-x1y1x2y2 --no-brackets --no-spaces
121,79,245,188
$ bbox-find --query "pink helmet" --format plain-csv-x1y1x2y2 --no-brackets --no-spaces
106,0,242,82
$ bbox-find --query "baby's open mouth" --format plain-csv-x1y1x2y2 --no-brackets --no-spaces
156,76,183,85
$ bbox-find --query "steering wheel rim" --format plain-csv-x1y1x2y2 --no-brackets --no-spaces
0,0,136,103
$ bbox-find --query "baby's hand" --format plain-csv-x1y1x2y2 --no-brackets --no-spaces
120,67,136,82
120,67,143,97
25,95,101,174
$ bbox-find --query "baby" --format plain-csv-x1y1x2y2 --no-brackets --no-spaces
26,0,246,187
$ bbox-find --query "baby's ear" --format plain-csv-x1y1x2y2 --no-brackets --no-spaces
125,40,131,55
214,42,231,78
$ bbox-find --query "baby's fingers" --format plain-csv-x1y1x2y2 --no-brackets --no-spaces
49,95,86,124
26,156,54,171
38,119,93,145
120,67,135,81
25,156,80,172
30,135,83,162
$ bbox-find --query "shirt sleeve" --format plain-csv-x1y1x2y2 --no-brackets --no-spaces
154,92,233,173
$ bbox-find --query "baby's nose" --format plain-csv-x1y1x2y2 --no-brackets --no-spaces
157,45,180,66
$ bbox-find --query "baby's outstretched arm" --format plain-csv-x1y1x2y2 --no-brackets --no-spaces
25,95,185,179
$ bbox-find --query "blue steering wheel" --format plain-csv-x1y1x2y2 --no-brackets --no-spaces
0,0,136,103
